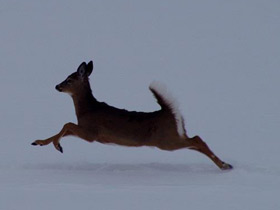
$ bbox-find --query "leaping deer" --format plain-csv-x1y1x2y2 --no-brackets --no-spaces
32,61,232,170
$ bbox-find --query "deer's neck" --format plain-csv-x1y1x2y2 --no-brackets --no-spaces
71,87,98,119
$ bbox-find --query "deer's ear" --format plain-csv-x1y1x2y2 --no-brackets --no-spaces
86,61,93,76
77,62,87,77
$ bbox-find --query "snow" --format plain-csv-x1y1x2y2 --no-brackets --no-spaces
1,0,280,209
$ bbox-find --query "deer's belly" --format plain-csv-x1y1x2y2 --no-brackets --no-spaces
97,135,147,147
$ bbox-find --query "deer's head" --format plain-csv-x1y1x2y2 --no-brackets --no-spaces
55,61,93,96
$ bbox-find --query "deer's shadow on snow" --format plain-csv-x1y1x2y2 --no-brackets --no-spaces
23,162,221,174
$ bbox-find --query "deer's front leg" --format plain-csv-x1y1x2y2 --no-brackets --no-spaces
31,123,97,153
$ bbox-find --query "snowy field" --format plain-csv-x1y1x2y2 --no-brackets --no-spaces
1,1,280,209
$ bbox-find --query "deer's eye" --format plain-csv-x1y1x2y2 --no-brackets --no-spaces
66,78,73,84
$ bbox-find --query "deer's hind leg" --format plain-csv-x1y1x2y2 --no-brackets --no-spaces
159,135,232,170
31,122,98,153
184,136,232,170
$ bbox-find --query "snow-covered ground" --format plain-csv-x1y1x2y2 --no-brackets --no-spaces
1,1,280,209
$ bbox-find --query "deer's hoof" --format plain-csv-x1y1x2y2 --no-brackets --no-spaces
31,140,44,146
221,162,233,170
58,144,63,153
54,143,63,153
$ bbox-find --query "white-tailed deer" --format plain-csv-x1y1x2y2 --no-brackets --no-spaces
32,61,232,170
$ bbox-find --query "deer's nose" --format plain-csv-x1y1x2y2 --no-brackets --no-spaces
55,85,62,92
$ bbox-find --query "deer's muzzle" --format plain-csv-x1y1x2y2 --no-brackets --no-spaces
55,84,63,92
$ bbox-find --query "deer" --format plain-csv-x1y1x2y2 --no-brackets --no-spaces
32,61,232,170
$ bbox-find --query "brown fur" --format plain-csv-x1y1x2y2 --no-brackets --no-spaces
32,61,232,170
